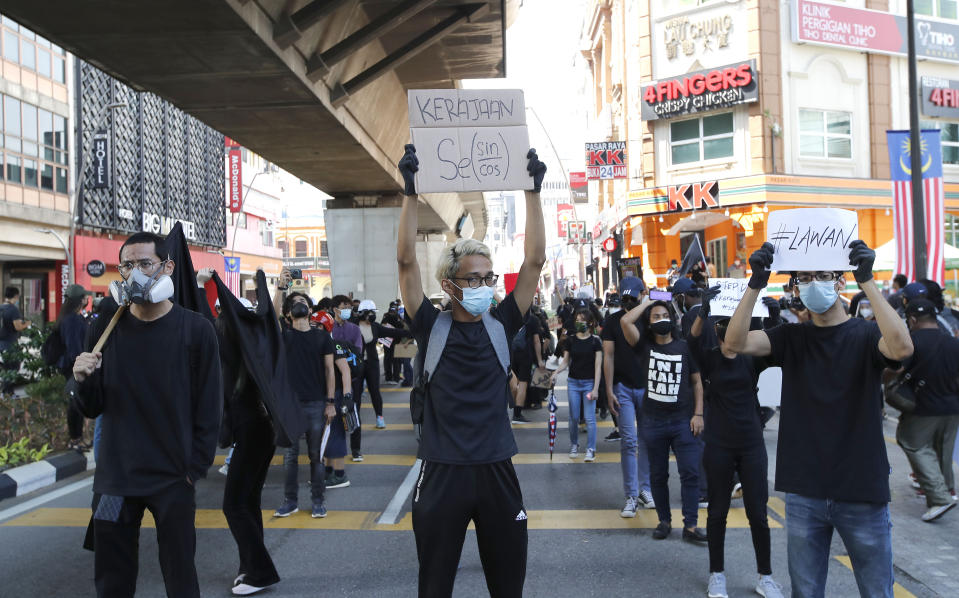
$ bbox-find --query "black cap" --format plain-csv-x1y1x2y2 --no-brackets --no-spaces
905,298,937,317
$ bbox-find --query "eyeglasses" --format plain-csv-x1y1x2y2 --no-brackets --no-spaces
118,259,166,275
794,272,840,284
451,274,499,289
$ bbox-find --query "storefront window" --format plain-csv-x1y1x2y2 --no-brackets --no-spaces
670,112,734,165
916,0,957,19
295,239,308,258
278,240,289,258
799,109,852,158
0,93,69,195
922,121,959,165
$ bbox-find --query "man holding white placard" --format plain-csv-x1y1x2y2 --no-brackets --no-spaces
725,226,913,598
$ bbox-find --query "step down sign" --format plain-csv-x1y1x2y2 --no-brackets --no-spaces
408,89,533,193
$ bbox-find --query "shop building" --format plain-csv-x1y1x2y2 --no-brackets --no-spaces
581,0,959,290
0,13,72,322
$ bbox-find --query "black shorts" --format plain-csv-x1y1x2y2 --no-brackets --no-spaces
511,350,532,383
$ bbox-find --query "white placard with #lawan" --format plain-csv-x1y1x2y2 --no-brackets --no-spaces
408,89,533,193
708,278,769,318
767,208,859,272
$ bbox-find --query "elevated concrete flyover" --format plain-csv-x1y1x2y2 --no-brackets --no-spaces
2,0,521,243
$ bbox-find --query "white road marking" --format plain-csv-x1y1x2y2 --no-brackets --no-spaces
377,458,422,525
0,477,93,523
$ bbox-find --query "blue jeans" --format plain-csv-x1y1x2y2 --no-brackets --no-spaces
641,416,702,529
615,383,650,497
567,377,597,451
785,493,893,598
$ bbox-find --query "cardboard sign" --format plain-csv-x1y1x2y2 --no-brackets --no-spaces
767,208,859,271
408,89,533,193
708,278,769,318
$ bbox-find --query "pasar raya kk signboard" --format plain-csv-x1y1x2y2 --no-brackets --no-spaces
641,60,758,121
585,142,627,180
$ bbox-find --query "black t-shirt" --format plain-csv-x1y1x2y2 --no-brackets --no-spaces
284,327,335,401
766,317,893,503
640,338,699,419
410,294,524,465
907,328,959,416
565,334,602,381
0,302,22,344
690,335,769,449
601,310,646,389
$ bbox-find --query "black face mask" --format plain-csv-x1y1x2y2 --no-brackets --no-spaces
367,312,376,323
290,302,310,319
650,320,673,336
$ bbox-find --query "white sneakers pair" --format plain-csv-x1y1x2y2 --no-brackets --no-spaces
707,572,784,598
568,445,596,462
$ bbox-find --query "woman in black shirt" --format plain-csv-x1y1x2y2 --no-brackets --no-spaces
551,309,603,462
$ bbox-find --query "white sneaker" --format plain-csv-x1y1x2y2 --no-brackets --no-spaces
731,482,742,499
620,496,638,518
922,502,956,522
218,464,229,476
755,574,784,598
232,574,268,596
639,489,656,509
584,448,595,462
707,572,728,598
569,445,579,459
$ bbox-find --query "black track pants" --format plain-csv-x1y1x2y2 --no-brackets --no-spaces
412,460,527,598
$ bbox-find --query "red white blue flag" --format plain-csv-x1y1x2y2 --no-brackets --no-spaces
886,130,945,285
224,256,241,296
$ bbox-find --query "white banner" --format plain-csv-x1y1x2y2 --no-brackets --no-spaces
767,208,859,272
709,278,769,318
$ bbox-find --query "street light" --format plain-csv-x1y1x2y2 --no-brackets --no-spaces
35,227,70,266
68,101,128,284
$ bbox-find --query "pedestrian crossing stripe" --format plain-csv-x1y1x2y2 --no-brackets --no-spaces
212,453,677,466
1,507,781,531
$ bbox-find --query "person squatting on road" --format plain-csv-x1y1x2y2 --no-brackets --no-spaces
603,275,656,516
689,284,785,598
69,232,223,598
550,308,603,461
725,240,913,598
396,144,546,598
621,297,708,544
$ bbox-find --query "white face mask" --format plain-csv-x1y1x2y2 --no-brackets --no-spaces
608,307,621,314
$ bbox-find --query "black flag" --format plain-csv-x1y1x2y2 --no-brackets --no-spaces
212,270,304,448
678,235,707,280
164,221,214,321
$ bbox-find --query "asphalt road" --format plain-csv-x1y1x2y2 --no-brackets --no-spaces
0,374,956,597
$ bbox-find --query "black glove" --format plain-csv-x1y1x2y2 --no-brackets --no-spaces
398,144,418,196
527,148,547,193
848,239,875,284
761,296,781,322
748,242,775,290
700,284,721,317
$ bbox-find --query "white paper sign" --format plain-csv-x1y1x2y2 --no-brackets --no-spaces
408,89,533,193
767,208,859,271
709,278,769,318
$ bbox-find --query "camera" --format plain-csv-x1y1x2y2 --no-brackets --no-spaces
289,268,302,280
779,296,804,311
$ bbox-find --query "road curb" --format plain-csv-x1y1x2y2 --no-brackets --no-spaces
0,450,94,501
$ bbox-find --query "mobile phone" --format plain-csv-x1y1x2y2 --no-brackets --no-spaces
289,268,303,280
649,290,672,301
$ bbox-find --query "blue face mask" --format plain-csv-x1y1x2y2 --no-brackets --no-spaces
450,282,495,316
798,281,838,314
339,308,352,320
398,307,405,318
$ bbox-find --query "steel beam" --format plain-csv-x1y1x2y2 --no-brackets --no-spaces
329,3,488,107
273,0,352,50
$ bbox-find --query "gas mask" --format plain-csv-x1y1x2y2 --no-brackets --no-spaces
110,264,173,305
290,302,310,319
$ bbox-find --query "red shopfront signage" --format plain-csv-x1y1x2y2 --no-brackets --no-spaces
922,76,959,118
569,171,588,202
641,60,758,121
585,142,627,180
228,148,242,213
557,203,575,237
665,181,720,212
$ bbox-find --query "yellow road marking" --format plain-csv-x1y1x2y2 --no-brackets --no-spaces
834,556,916,598
767,496,786,519
211,453,666,466
3,507,779,531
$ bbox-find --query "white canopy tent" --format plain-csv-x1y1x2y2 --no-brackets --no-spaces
873,238,959,271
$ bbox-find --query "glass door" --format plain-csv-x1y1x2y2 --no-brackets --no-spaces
707,237,728,278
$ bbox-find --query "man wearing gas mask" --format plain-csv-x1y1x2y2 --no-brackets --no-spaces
725,241,913,598
70,232,222,598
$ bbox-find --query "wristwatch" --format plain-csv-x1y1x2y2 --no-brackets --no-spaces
326,397,336,404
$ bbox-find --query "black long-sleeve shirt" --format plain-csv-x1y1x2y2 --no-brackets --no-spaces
359,320,410,363
72,304,223,496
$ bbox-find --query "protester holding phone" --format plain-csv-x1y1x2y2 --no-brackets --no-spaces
551,309,603,461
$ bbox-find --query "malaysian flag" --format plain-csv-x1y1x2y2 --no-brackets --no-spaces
886,130,945,285
224,256,241,296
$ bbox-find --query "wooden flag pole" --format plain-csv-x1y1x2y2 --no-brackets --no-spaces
92,304,127,353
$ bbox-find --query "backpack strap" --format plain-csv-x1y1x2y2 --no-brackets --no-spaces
423,311,452,382
481,311,510,374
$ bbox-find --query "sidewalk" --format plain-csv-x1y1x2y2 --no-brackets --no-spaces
0,450,93,501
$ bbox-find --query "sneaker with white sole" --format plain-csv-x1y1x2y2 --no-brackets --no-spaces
351,452,364,462
909,472,920,489
584,448,595,462
639,489,656,509
326,473,351,489
375,415,386,429
922,502,956,522
218,464,229,476
620,496,638,518
731,482,742,499
273,500,298,517
569,444,579,459
311,500,327,519
755,574,785,598
707,572,728,598
232,574,269,596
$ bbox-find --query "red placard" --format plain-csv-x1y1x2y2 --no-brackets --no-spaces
228,148,242,213
557,203,574,237
503,272,520,295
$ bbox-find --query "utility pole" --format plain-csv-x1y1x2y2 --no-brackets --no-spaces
906,0,928,280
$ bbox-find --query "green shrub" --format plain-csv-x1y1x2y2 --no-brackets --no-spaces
0,437,50,468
